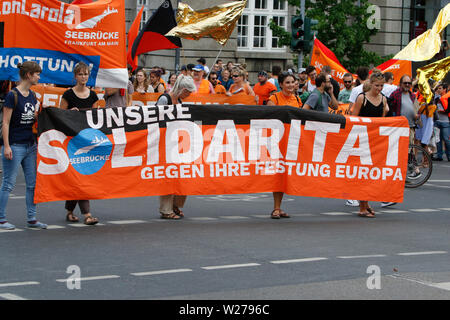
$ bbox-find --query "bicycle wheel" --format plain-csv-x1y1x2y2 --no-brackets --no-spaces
405,144,433,188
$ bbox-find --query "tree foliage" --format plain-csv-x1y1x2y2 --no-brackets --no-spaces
270,0,392,72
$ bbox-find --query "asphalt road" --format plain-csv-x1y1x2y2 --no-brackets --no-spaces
1,161,450,304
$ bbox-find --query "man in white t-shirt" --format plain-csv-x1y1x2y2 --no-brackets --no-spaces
305,65,317,92
381,72,397,98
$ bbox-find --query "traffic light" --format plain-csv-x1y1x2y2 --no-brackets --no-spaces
303,17,318,52
290,15,305,52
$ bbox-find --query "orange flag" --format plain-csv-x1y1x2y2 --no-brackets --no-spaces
127,6,144,70
375,59,412,86
310,38,351,89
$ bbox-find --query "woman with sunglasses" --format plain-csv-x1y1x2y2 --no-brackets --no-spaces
351,72,389,218
266,72,302,219
226,68,255,97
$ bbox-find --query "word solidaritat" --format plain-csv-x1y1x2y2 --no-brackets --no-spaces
35,105,410,203
0,0,127,88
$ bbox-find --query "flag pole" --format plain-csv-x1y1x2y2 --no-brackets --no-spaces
207,45,224,78
174,0,180,73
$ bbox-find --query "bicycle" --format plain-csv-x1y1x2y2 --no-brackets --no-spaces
405,144,433,188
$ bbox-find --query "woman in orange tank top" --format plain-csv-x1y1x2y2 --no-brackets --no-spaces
226,68,255,97
266,72,302,219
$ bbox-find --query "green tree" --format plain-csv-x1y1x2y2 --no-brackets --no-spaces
270,0,392,72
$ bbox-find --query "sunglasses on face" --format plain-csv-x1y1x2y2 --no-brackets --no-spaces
402,82,412,85
232,74,240,78
344,80,352,83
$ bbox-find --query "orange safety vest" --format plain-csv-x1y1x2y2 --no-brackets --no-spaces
440,91,450,119
197,79,211,94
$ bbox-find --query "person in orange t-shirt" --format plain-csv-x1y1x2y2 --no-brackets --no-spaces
227,68,255,97
266,72,302,220
253,70,277,105
267,73,302,108
208,71,226,94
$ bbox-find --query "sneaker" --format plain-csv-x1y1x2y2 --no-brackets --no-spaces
0,222,15,230
381,202,397,208
27,221,48,229
345,200,360,207
407,171,422,180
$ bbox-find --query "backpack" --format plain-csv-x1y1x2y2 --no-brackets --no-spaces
0,88,37,143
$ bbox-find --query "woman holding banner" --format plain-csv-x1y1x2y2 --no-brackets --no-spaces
155,75,197,219
149,69,166,94
133,69,153,93
266,72,302,219
351,72,389,218
60,62,100,225
0,61,47,230
226,68,255,97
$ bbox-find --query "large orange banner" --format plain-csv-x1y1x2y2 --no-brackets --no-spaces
35,104,410,204
31,85,258,107
0,0,127,88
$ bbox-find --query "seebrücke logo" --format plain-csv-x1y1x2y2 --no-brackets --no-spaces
67,128,113,175
74,6,118,29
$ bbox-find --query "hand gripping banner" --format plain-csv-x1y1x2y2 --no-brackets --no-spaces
0,0,127,88
35,105,410,204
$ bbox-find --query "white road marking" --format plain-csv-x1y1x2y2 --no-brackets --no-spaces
0,228,23,233
0,281,39,288
131,269,192,276
0,293,27,300
424,183,450,189
430,282,450,291
409,209,440,212
379,210,409,213
202,263,260,270
397,251,447,256
67,223,105,227
220,216,249,219
438,208,450,211
107,220,148,225
46,225,66,230
56,275,120,283
188,217,218,221
429,180,450,183
251,215,270,218
321,212,352,216
270,257,328,264
289,213,315,217
10,196,25,199
337,254,387,259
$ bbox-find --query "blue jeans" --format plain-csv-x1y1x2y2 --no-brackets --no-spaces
0,143,37,222
435,121,450,160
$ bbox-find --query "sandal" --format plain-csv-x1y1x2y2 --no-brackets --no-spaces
367,207,375,215
66,212,79,223
271,209,281,219
279,209,290,218
160,213,182,220
84,216,99,225
358,211,375,218
173,206,184,218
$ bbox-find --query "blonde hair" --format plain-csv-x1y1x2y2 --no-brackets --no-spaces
170,74,196,97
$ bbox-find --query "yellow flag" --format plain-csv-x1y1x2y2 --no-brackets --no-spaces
166,1,247,45
416,56,450,103
394,4,450,61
